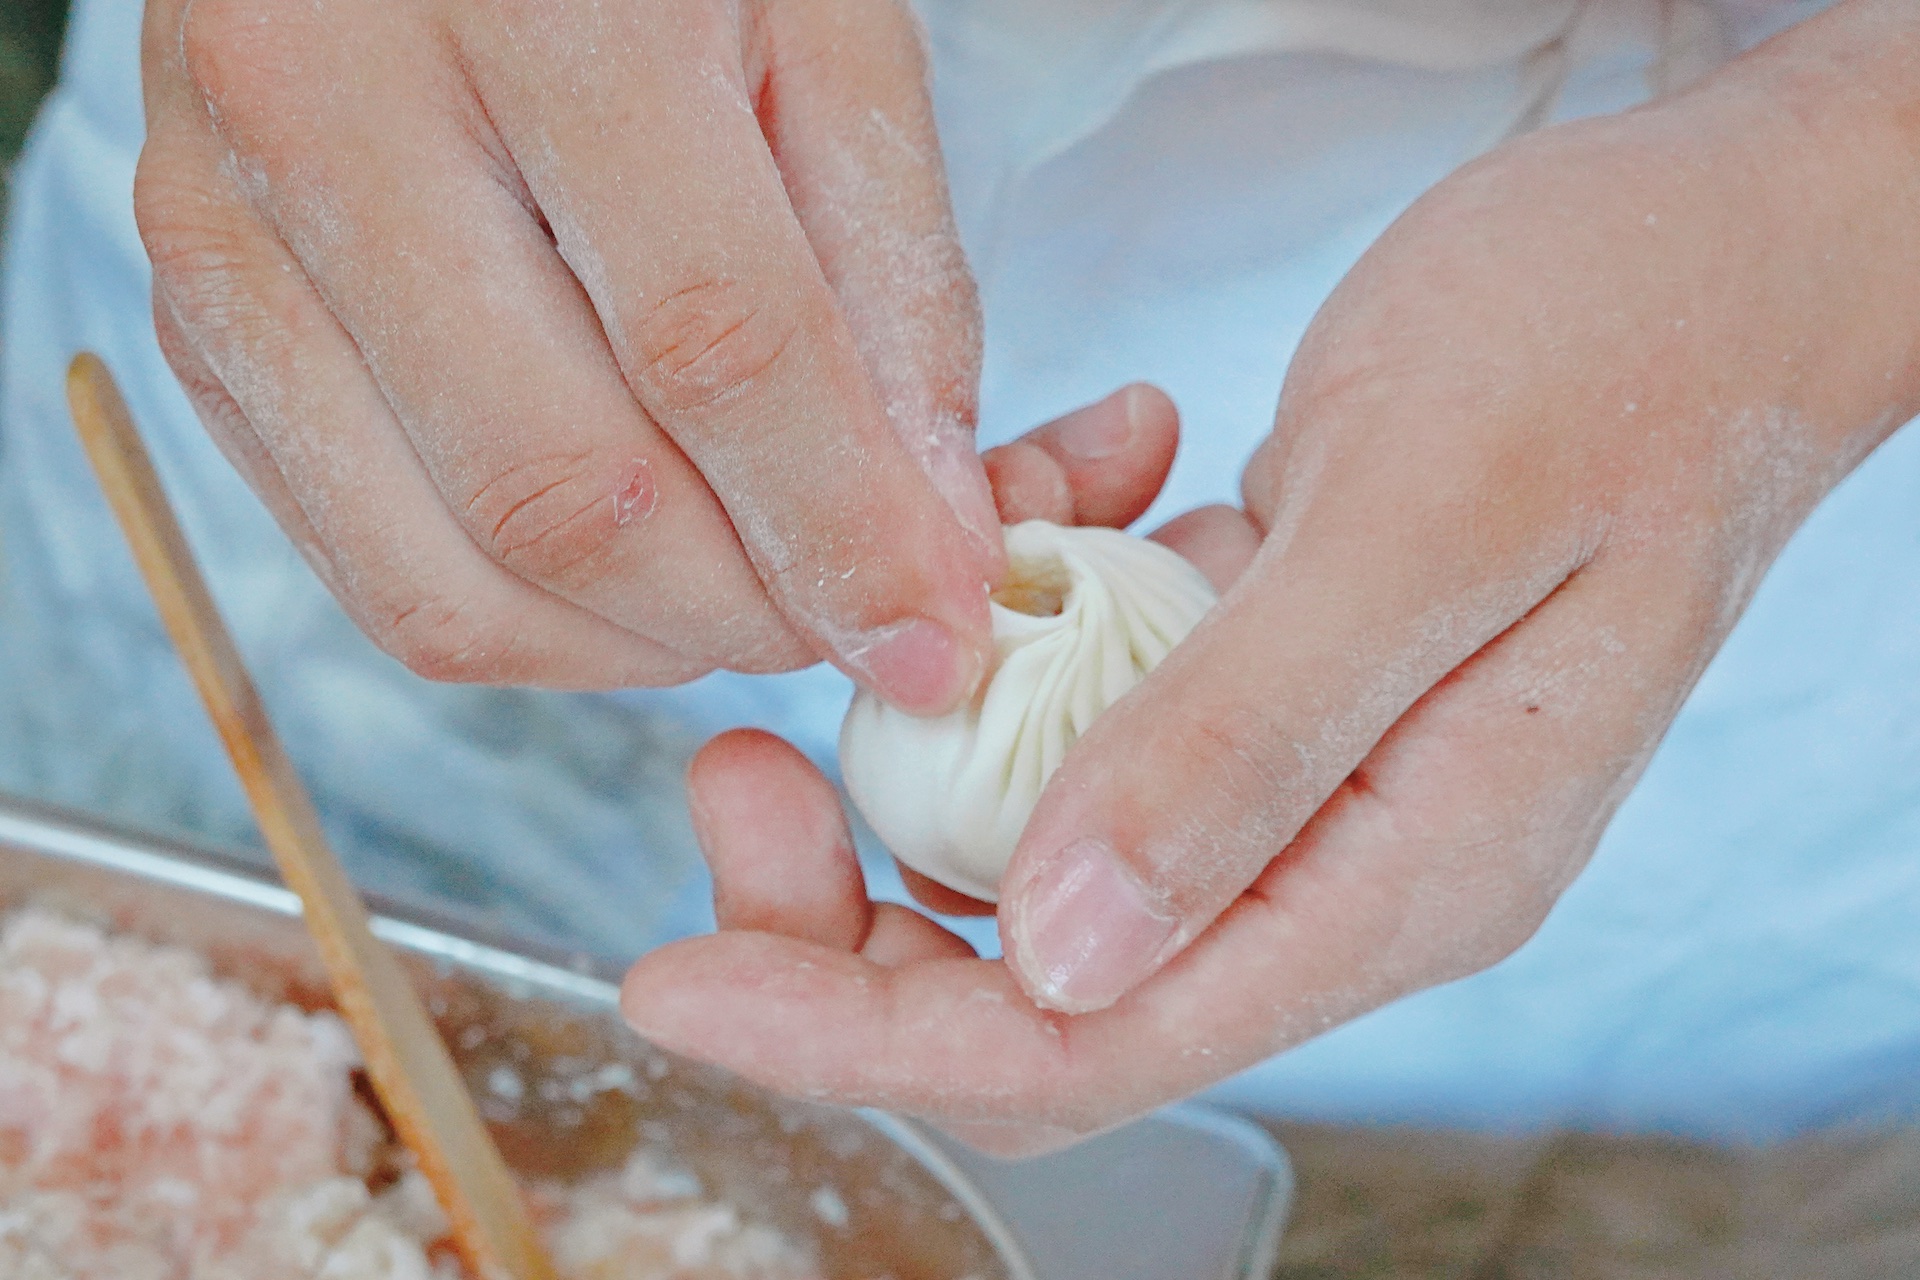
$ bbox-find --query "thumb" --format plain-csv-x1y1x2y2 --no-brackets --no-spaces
995,463,1587,1014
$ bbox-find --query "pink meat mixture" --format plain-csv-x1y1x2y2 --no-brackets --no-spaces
0,910,818,1280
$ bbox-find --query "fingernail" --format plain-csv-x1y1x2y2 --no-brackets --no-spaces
1013,838,1177,1014
1053,388,1139,461
847,616,978,716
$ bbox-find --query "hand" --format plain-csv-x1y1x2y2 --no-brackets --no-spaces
135,0,998,708
631,383,1194,1155
621,3,1920,1153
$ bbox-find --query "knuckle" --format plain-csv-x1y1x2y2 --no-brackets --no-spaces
136,161,253,325
757,538,912,637
373,593,516,685
1414,843,1561,982
1239,435,1286,524
177,0,246,91
462,450,635,589
136,154,309,406
720,627,816,676
180,0,334,165
150,303,248,437
1184,703,1296,813
135,151,217,278
1442,900,1551,981
179,0,323,137
626,274,804,416
1152,704,1304,904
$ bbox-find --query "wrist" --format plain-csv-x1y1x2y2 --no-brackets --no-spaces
1680,0,1920,468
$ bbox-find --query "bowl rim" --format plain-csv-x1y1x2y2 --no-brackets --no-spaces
0,789,1041,1280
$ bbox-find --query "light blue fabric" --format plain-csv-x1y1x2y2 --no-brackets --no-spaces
0,0,718,956
1209,419,1920,1138
3,0,1907,1141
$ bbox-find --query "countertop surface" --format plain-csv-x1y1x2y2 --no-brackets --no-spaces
1266,1120,1920,1280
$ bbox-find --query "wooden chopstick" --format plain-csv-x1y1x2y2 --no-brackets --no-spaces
66,353,557,1280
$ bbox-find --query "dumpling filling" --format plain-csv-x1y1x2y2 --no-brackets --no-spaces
842,520,1217,902
0,909,818,1280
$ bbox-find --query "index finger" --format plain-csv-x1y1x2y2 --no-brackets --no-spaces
453,1,991,714
618,882,1365,1138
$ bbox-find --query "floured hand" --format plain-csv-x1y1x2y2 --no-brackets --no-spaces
137,0,997,708
622,2,1920,1153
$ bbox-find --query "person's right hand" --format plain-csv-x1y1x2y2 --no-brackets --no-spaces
619,0,1920,1155
135,0,999,709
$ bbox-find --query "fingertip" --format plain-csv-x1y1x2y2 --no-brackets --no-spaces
688,726,787,779
1002,836,1179,1015
1150,504,1263,593
1117,382,1179,461
899,864,998,917
684,728,871,949
686,727,811,842
983,440,1074,526
842,613,986,717
1013,382,1181,529
1052,381,1177,466
618,940,710,1055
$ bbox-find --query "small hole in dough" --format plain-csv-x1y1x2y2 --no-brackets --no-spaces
992,553,1072,617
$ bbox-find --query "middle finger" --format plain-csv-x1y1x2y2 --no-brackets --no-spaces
451,0,993,706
